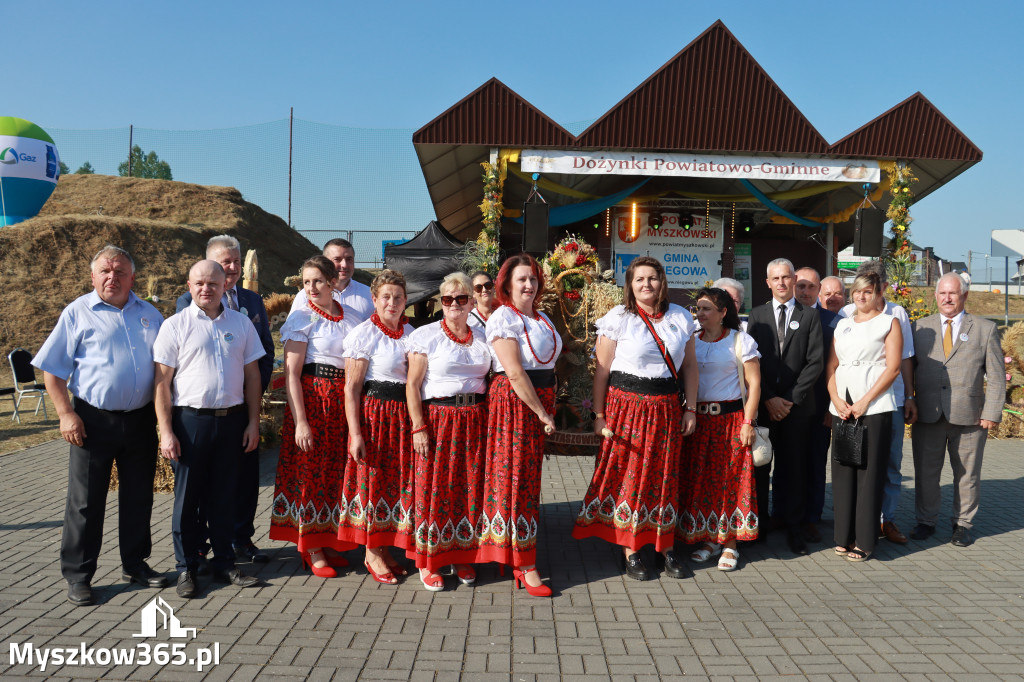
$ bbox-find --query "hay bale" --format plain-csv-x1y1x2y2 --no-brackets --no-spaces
108,455,174,494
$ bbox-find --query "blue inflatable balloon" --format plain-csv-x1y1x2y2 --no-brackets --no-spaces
0,117,61,226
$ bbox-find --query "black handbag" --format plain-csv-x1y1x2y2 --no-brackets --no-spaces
832,416,867,467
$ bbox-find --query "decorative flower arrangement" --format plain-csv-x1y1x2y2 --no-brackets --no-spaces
881,162,933,321
462,161,505,276
545,235,599,299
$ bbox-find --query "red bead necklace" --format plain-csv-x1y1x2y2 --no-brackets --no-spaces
636,305,664,322
441,318,473,346
508,303,557,365
699,327,729,343
371,312,406,339
309,300,344,322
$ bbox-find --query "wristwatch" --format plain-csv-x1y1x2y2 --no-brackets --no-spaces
590,411,605,420
741,418,755,426
904,396,915,401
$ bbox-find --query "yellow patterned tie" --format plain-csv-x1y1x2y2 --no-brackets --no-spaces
942,318,953,357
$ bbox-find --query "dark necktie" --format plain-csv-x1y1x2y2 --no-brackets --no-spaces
227,288,239,311
777,303,786,349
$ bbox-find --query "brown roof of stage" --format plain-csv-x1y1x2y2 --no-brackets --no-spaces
412,78,574,147
828,92,982,161
576,21,829,154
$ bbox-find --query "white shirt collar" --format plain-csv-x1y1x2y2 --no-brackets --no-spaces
189,299,226,321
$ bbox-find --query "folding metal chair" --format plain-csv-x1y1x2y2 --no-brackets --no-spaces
8,348,48,422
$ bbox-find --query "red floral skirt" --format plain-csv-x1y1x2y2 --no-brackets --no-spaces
337,395,415,549
407,401,488,571
572,385,682,552
678,410,758,544
270,374,355,553
479,375,556,567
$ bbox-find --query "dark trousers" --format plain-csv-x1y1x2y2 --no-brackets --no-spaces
61,400,157,584
755,411,813,528
805,419,831,524
833,411,891,554
195,447,259,551
171,408,243,573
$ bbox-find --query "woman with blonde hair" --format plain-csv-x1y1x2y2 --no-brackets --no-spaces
827,272,901,562
406,272,492,591
572,256,697,581
338,270,416,584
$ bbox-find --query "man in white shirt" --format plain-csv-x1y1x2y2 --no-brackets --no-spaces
837,261,916,544
290,238,374,323
154,260,266,598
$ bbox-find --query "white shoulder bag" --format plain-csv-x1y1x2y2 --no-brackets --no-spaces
734,332,773,466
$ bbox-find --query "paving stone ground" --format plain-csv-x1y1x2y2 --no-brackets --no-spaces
1,437,1022,681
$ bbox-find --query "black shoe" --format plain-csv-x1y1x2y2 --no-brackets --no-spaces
950,525,973,547
787,531,808,556
196,551,211,576
910,524,935,541
67,582,94,606
660,550,688,579
802,523,822,544
176,571,198,599
619,552,650,581
213,568,260,588
234,542,269,563
122,564,168,588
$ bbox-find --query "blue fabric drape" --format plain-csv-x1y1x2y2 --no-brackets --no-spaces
511,179,649,228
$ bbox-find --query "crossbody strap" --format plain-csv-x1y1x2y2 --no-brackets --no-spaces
733,331,747,403
638,311,679,380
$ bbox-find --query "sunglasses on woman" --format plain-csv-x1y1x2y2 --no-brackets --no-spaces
473,281,494,292
440,294,471,306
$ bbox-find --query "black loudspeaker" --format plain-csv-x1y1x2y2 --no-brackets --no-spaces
522,202,550,254
854,208,885,257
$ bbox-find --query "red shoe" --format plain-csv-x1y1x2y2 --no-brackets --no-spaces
419,568,445,592
324,550,349,569
382,555,408,577
512,567,552,597
364,561,397,585
440,564,476,584
301,551,337,578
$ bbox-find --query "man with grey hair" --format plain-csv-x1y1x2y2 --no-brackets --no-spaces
747,258,824,555
177,235,274,564
837,260,916,544
713,277,747,329
909,272,1004,546
819,276,846,313
34,246,167,605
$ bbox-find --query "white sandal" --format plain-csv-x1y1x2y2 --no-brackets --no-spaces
718,547,739,572
690,542,722,563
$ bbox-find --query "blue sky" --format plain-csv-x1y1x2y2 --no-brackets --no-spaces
5,1,1022,271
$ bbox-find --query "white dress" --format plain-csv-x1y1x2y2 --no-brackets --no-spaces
830,313,897,416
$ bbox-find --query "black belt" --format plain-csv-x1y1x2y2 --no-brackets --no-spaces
609,371,679,396
302,363,345,379
175,404,247,417
74,399,154,418
696,399,743,415
495,369,556,389
363,380,406,402
426,393,487,407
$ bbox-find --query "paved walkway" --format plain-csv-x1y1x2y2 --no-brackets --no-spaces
1,438,1023,681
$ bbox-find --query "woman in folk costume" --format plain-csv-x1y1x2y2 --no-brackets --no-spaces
482,254,562,596
270,255,357,577
338,270,416,584
572,256,697,581
406,272,492,591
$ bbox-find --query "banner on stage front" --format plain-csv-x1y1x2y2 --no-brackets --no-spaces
521,150,880,183
614,213,723,289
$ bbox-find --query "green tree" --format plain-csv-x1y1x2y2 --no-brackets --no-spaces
59,161,69,175
117,145,173,180
74,161,96,175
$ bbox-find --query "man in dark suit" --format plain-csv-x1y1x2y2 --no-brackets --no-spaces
747,258,824,555
176,235,275,564
794,267,839,543
909,273,1005,547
